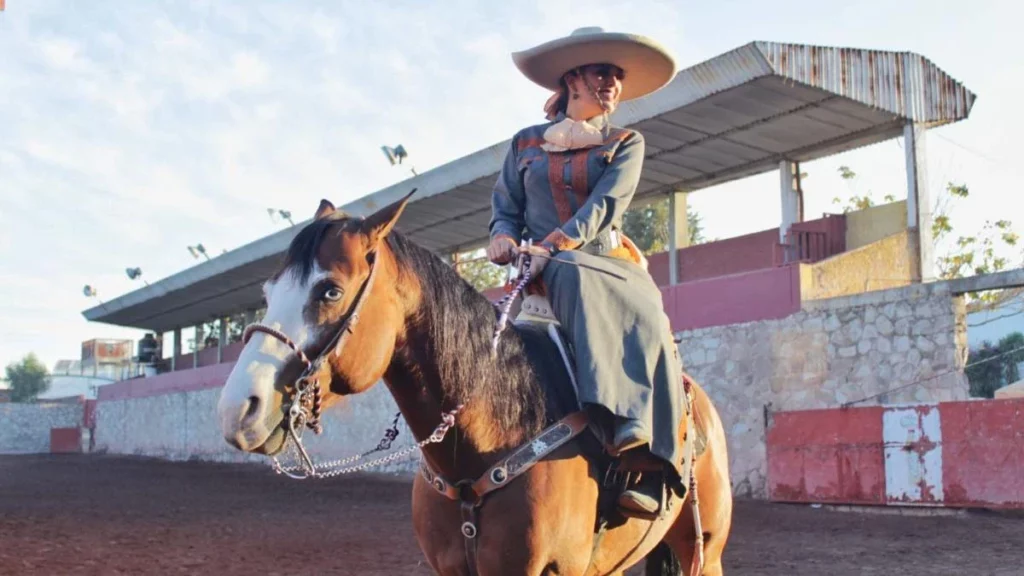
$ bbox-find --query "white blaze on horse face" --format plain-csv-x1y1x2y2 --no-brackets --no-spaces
217,264,328,451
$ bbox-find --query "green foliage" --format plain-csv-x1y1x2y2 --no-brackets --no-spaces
966,332,1024,398
830,165,895,213
5,353,51,402
621,197,705,255
937,216,1019,279
226,313,246,344
456,249,507,292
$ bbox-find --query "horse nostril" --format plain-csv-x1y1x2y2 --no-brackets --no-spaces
242,396,261,425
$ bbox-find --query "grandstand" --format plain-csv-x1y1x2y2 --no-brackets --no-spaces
81,40,975,376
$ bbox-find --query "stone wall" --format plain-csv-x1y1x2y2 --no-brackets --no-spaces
94,381,420,477
677,281,969,498
0,402,85,454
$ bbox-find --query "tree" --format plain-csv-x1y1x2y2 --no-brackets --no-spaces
1003,332,1024,385
5,353,51,402
225,313,247,344
831,165,895,211
621,197,706,255
455,248,507,292
965,331,1024,398
831,165,1022,311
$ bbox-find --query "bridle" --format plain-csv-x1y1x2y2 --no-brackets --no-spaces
236,239,609,480
242,248,461,480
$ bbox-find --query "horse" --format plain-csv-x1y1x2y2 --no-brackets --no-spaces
216,191,733,575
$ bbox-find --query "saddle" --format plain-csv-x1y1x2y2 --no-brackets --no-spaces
513,294,706,527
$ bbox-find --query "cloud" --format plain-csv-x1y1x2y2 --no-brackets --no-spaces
0,0,806,370
36,36,93,72
0,0,1020,373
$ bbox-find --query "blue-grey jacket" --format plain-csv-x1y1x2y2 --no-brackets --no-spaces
488,112,645,252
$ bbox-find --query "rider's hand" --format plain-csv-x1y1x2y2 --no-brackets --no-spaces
486,236,518,265
519,243,554,278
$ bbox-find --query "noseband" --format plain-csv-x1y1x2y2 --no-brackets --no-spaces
242,250,461,479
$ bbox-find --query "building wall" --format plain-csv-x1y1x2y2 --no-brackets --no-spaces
845,200,907,250
646,213,848,287
661,264,802,332
0,402,85,454
678,281,969,497
802,230,916,301
647,229,781,286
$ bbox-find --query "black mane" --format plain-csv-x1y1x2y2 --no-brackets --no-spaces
384,231,550,438
279,214,551,439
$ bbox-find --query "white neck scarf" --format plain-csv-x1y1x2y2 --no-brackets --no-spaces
541,117,605,152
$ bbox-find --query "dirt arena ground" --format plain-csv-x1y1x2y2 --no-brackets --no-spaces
1,454,1021,575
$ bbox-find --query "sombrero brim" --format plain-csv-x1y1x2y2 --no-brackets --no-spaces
512,32,677,102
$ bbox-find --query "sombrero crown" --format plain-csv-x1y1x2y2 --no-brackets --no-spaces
511,26,678,102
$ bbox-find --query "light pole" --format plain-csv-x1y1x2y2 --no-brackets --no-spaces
82,284,107,310
382,144,418,176
188,244,210,261
267,208,296,226
125,266,149,286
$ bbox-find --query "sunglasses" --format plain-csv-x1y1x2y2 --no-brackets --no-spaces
580,63,626,81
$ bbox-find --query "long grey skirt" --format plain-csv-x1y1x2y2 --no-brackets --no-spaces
541,249,685,476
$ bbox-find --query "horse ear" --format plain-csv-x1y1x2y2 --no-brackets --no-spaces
362,188,417,246
314,199,336,220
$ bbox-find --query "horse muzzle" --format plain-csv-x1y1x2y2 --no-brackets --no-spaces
217,374,288,454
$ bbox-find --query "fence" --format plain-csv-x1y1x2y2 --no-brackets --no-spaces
767,398,1024,509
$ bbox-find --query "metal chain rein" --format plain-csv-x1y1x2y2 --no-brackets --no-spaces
271,402,463,478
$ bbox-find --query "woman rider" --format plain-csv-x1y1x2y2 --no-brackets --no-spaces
486,27,685,519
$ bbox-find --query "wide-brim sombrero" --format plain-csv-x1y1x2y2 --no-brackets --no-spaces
511,26,677,102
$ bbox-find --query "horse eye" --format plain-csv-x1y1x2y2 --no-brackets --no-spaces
323,287,343,302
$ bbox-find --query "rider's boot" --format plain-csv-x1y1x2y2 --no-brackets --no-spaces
610,419,667,520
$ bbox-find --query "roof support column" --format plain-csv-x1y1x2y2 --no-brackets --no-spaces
779,160,802,245
171,327,181,371
193,325,200,369
217,318,227,364
667,189,690,285
904,122,935,282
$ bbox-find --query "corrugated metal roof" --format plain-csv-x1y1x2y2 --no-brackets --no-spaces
83,40,976,332
755,42,975,124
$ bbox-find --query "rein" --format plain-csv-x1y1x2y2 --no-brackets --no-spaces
242,249,461,479
490,241,626,353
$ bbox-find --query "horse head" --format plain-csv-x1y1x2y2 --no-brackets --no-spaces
216,192,414,455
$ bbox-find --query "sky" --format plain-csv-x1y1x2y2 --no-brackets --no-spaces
0,0,1021,372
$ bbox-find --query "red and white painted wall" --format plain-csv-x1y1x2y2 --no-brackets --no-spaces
767,398,1024,509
